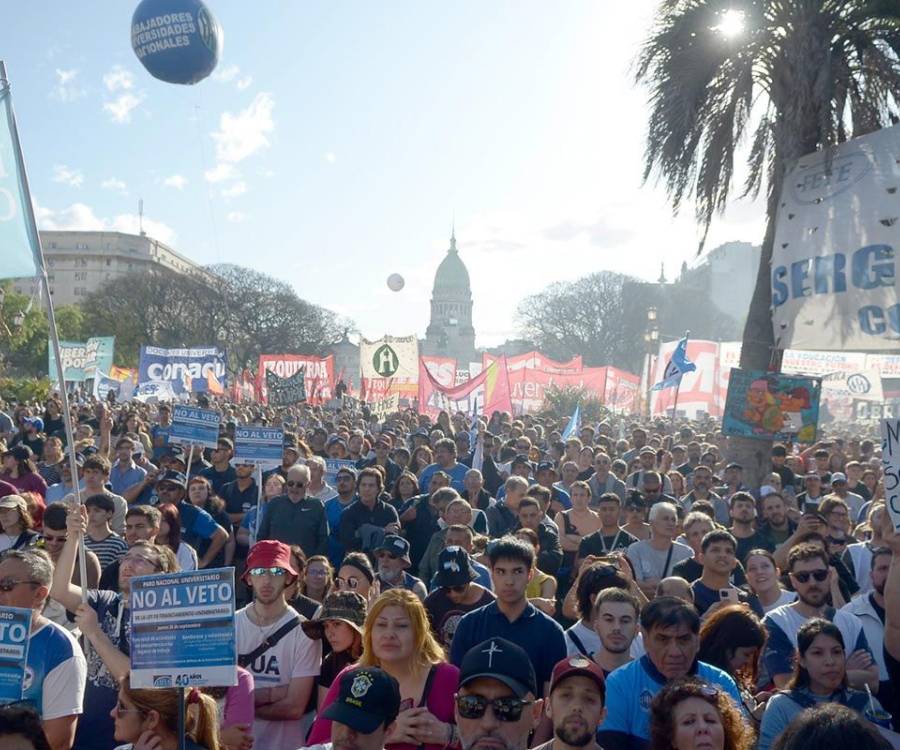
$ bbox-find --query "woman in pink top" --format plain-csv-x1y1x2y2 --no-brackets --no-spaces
0,446,48,498
308,589,460,750
204,665,254,750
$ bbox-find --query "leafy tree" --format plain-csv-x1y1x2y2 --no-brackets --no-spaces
541,385,607,424
636,0,900,484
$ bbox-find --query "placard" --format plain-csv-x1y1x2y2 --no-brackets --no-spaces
722,369,820,442
882,420,900,531
233,426,284,468
325,459,356,487
265,368,307,407
169,405,221,449
0,606,31,704
130,567,237,689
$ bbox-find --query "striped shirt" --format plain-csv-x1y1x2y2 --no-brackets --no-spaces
84,532,129,570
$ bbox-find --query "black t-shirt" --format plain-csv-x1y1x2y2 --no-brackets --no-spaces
578,528,638,557
691,579,764,617
318,649,355,689
733,529,775,564
884,644,900,730
424,585,495,648
671,557,748,586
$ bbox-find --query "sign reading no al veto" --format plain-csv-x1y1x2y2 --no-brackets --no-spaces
372,344,399,377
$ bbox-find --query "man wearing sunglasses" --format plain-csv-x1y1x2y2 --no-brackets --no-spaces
763,542,878,691
258,464,329,558
455,638,544,750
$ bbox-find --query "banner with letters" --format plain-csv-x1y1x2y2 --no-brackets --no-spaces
0,606,31,704
723,369,820,441
483,351,583,374
265,369,307,406
233,426,283,468
507,367,608,415
772,123,900,350
360,335,419,400
418,356,513,417
49,336,115,383
139,346,227,395
169,405,221,449
256,354,333,405
421,355,458,388
604,367,641,413
881,419,900,530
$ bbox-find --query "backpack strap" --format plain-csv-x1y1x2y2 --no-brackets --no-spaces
238,615,302,669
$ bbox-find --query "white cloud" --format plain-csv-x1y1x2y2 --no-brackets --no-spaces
324,152,336,164
103,66,134,92
109,214,176,245
226,211,246,223
204,163,237,183
163,174,188,190
237,76,253,90
213,64,253,90
103,92,144,124
211,92,275,164
50,68,85,102
37,201,176,244
52,165,84,188
101,177,127,193
221,181,247,198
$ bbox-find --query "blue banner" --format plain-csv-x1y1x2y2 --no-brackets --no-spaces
170,405,221,449
325,458,356,487
130,567,236,689
0,606,32,704
138,345,227,395
233,426,283,468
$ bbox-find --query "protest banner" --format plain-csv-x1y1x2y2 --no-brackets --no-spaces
169,405,221,449
139,346,227,396
604,367,640,413
130,567,237,689
265,368,307,406
418,356,513,417
484,351,583,374
722,369,820,442
257,354,334,405
650,339,721,418
93,371,124,401
360,335,419,400
369,393,399,419
506,367,608,415
48,336,115,383
772,123,900,350
881,419,900,530
820,369,884,422
0,606,31,704
420,355,458,388
325,458,356,487
233,426,283,468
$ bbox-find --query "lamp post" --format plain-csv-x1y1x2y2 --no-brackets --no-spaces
643,307,659,417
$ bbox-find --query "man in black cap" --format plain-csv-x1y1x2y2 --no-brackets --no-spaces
425,546,495,649
320,666,401,750
455,637,544,750
156,469,229,569
199,436,237,494
374,534,427,600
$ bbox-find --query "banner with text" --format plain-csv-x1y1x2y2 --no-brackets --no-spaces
360,335,419,400
139,346,227,396
0,606,31,704
507,367,608,415
418,356,513,417
604,367,641,413
421,355,458,388
881,419,900,530
265,369,308,407
170,405,221,449
257,354,334,405
233,426,283,468
49,336,115,383
484,351,583,374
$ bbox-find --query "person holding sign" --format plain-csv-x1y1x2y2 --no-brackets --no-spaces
0,548,86,750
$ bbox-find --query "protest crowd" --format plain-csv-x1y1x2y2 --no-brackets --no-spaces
1,394,899,750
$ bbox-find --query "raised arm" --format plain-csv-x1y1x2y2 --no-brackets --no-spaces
49,505,87,613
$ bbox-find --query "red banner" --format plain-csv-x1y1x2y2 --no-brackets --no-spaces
420,355,458,388
257,354,335,405
649,340,722,417
418,356,514,417
604,367,640,413
507,367,608,415
483,351,583,374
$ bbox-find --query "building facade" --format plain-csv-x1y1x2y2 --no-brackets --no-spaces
11,230,215,305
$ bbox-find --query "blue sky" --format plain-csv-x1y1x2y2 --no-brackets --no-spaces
3,2,765,345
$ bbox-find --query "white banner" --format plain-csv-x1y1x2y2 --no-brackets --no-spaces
772,123,900,350
359,335,419,399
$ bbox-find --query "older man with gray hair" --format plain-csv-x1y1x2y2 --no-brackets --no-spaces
626,501,692,598
258,463,329,557
305,455,338,502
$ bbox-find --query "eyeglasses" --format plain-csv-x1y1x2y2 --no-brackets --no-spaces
122,555,160,569
307,569,328,577
335,576,360,590
249,567,287,577
114,700,145,717
0,578,38,593
455,694,533,722
791,569,829,584
285,481,306,488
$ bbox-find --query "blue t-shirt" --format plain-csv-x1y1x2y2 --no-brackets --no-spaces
23,620,86,719
598,656,742,749
418,462,468,494
178,501,221,549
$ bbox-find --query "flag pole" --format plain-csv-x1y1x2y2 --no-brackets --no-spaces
670,330,690,422
0,61,89,601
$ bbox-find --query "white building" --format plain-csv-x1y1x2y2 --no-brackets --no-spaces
680,241,761,328
11,230,214,305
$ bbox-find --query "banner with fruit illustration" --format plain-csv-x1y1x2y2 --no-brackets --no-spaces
722,368,821,442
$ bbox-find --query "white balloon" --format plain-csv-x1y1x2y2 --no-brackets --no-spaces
387,273,405,292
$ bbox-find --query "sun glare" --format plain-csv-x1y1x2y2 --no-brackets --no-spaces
716,9,746,39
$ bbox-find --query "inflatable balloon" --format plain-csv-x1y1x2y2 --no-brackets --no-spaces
131,0,222,85
387,273,405,292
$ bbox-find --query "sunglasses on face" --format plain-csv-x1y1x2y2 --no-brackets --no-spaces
791,569,829,584
0,578,38,593
455,694,533,722
285,481,306,488
335,576,361,589
249,567,287,577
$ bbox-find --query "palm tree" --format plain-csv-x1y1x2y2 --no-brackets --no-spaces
636,0,900,483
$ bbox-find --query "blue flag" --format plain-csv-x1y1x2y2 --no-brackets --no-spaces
561,403,581,440
0,79,42,280
651,335,696,391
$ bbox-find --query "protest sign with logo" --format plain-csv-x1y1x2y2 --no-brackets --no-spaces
48,336,115,383
0,606,31,704
369,393,399,419
325,458,356,487
130,567,237,689
233,426,284,468
418,356,513,417
265,368,307,406
723,369,820,442
820,369,884,421
360,335,418,400
257,354,334,405
139,346,227,395
169,405,221,449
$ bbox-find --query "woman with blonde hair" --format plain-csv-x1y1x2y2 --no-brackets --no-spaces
307,588,459,750
112,680,219,750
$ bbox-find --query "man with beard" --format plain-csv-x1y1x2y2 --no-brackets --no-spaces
678,465,728,526
842,546,893,711
533,656,607,750
756,491,797,551
314,666,401,750
454,638,545,750
591,588,640,677
373,534,427,600
763,543,878,690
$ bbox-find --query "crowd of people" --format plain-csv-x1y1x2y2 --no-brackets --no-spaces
0,395,899,750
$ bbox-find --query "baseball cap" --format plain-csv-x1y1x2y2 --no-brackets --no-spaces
24,416,44,432
435,546,478,588
322,667,401,733
639,447,656,456
725,462,743,471
536,461,556,474
759,485,779,498
549,655,606,696
5,445,33,462
373,534,411,566
459,638,537,699
831,472,847,484
157,470,187,489
162,444,185,459
243,540,298,580
0,495,27,512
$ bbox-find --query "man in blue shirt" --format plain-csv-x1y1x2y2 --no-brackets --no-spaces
418,438,469,494
109,436,146,499
450,536,566,697
598,597,741,750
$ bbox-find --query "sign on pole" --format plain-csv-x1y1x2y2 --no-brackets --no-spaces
882,419,900,531
169,405,221,449
130,567,237,689
233,426,283,469
325,458,356,487
722,369,821,442
0,606,32,704
265,369,307,406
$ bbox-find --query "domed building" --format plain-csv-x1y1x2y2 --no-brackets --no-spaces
423,230,477,366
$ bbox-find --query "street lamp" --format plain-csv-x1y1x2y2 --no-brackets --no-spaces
643,307,659,416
